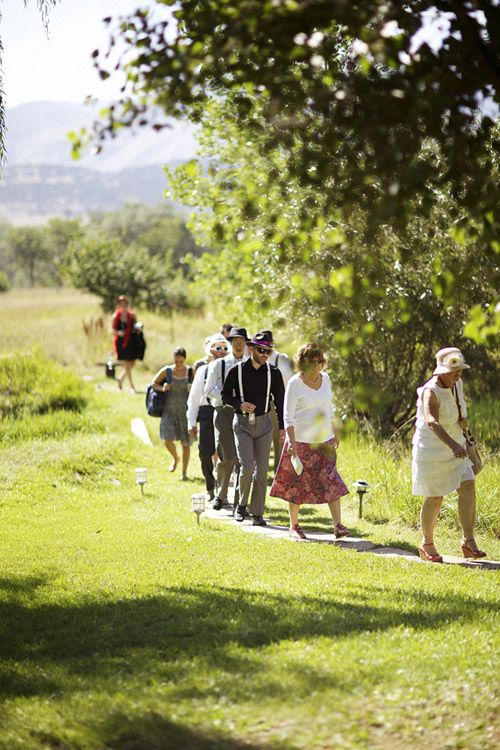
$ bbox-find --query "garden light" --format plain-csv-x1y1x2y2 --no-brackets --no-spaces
353,479,371,519
191,492,206,525
135,467,148,494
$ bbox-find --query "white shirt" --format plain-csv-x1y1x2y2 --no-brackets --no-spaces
186,363,211,428
204,352,247,407
268,350,292,387
284,372,335,443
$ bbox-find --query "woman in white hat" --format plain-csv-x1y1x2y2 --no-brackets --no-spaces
412,347,486,562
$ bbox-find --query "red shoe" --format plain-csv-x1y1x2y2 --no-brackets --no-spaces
289,524,307,540
418,542,443,563
461,538,487,559
334,523,349,538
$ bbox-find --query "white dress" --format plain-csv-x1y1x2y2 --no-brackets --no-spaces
411,376,474,496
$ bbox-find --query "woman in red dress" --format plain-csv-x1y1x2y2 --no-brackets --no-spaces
110,295,138,392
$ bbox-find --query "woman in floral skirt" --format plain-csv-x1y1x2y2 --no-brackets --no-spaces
270,342,349,540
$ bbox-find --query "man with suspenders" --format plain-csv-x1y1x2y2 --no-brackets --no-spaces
204,326,250,510
186,333,229,500
221,332,285,526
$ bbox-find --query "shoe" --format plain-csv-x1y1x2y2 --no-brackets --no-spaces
212,497,224,511
234,504,247,522
289,524,307,540
334,523,349,538
251,515,267,527
461,538,487,559
418,542,443,563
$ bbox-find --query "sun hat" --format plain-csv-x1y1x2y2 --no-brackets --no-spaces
433,347,470,375
250,332,275,349
227,326,250,342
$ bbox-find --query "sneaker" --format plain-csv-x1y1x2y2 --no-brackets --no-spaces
289,524,307,540
234,504,247,522
212,497,224,511
334,522,349,538
251,515,267,527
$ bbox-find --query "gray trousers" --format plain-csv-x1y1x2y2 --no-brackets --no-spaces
214,405,239,502
233,413,273,516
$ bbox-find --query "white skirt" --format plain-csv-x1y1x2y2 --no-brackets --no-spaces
412,446,475,496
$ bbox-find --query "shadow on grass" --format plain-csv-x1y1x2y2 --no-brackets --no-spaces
1,575,498,695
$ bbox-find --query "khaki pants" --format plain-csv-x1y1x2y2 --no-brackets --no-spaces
214,405,239,502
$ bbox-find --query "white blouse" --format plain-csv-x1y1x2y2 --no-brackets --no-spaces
284,372,335,443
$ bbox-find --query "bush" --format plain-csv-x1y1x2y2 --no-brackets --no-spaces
0,271,10,292
0,349,88,419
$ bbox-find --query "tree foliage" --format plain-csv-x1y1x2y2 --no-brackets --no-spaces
89,1,500,233
168,95,500,434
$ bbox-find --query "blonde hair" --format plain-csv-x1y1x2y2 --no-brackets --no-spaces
294,342,327,372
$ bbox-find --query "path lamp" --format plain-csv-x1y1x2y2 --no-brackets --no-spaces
191,492,206,525
135,467,148,495
353,479,371,519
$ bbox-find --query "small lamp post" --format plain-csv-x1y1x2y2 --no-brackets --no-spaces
191,492,206,525
135,467,148,495
353,479,371,519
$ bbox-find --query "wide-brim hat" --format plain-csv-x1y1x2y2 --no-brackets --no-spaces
433,347,470,374
227,326,250,342
250,332,275,349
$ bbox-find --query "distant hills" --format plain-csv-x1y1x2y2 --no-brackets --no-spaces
1,101,201,224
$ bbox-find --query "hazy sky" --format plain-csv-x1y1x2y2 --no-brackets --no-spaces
2,0,158,109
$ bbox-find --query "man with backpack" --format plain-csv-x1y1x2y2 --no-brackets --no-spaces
204,326,250,511
186,333,229,501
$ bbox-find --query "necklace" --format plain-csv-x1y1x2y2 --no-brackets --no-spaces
302,371,321,387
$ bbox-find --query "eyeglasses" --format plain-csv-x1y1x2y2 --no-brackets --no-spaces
214,346,228,352
255,347,272,355
307,358,325,364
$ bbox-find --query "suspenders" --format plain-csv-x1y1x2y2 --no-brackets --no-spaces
237,362,271,413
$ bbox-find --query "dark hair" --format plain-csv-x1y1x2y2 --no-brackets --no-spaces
294,342,327,372
173,347,187,358
220,323,234,336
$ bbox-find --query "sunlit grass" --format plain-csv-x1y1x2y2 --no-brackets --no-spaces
2,287,500,749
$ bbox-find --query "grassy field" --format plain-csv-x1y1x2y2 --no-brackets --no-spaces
2,288,500,750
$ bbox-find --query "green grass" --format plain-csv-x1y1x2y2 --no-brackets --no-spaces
2,288,500,749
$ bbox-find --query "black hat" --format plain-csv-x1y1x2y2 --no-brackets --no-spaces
250,332,275,349
227,326,250,342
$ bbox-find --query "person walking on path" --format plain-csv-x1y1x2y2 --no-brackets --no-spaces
259,329,293,471
110,295,139,392
205,326,250,510
222,332,285,526
151,347,194,481
270,342,349,540
412,347,486,562
187,333,229,500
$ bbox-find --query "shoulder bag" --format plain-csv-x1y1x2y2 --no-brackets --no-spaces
145,367,172,417
453,384,483,475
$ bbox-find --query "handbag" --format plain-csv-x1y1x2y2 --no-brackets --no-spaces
453,384,483,475
464,429,483,475
145,367,172,417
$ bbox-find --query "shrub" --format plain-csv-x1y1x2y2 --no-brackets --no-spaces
0,271,10,292
0,349,88,419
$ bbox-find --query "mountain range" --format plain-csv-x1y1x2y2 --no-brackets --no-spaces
1,101,200,224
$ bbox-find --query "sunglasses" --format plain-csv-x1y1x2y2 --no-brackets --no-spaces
255,346,272,355
214,346,228,351
307,358,325,364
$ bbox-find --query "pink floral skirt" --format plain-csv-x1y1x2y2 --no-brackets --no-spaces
270,438,349,505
